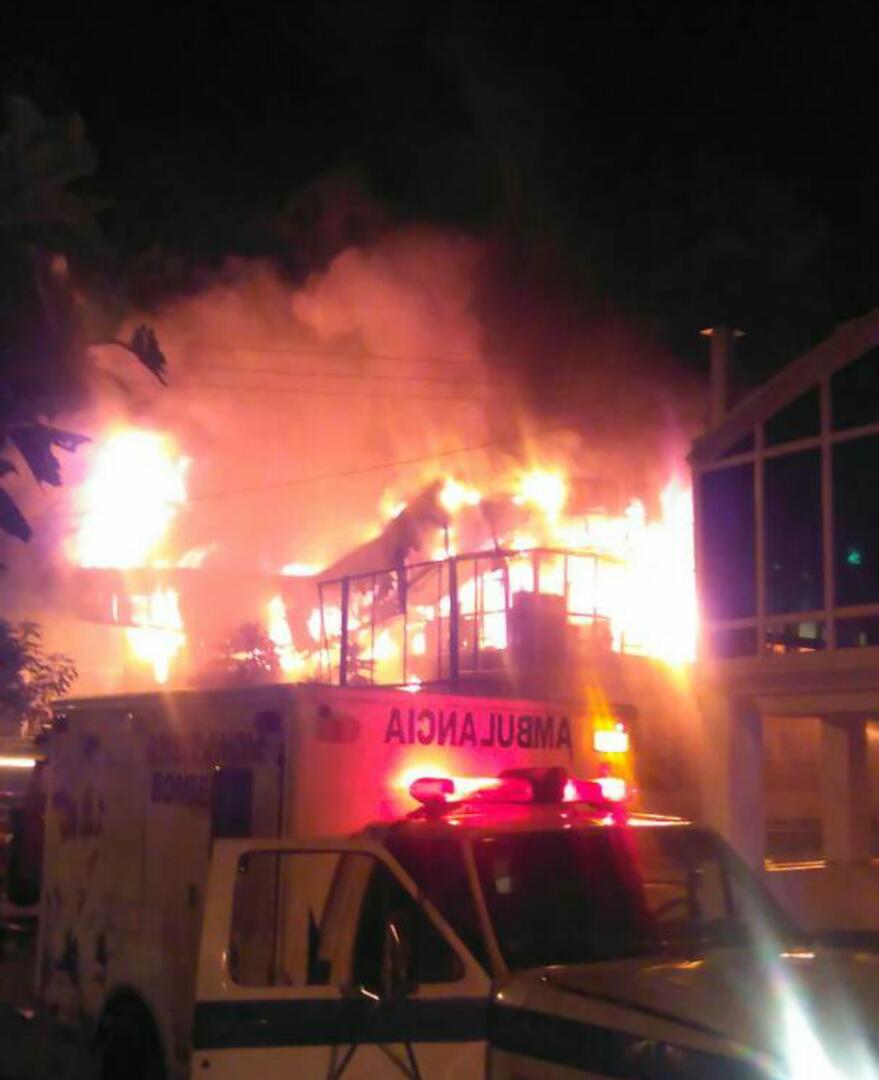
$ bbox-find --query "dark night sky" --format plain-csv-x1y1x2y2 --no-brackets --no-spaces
4,1,879,386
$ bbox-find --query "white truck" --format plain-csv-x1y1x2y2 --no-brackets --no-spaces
33,684,879,1079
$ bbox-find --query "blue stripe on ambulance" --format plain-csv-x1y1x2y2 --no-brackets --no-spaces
192,997,488,1049
490,1004,767,1078
192,999,768,1077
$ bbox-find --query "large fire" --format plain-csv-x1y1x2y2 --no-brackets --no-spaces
72,429,189,683
69,424,695,688
126,587,185,685
312,467,696,683
74,430,188,570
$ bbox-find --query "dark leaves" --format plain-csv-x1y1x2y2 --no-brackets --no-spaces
0,96,104,252
9,423,89,486
122,324,167,384
48,428,90,453
197,622,281,686
0,619,76,727
0,488,32,541
0,100,167,549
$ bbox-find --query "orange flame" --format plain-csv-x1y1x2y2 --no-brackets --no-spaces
70,425,695,690
73,430,188,569
267,595,313,679
323,464,696,685
514,468,567,521
126,587,185,684
439,477,481,514
74,429,190,684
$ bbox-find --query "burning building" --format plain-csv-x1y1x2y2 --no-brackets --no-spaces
56,433,697,686
2,231,704,814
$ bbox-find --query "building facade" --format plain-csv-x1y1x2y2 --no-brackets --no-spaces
692,315,879,929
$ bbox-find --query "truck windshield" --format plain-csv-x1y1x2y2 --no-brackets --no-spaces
473,826,799,970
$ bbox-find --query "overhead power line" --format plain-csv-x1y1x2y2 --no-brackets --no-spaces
187,423,575,503
186,361,497,388
177,341,513,369
198,382,489,403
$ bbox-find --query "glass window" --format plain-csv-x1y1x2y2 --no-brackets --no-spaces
230,850,342,987
345,571,405,687
317,580,344,684
353,859,463,987
832,347,879,431
764,450,823,614
837,616,879,648
764,387,820,447
385,834,487,967
764,621,826,654
473,827,797,971
720,431,756,459
211,768,253,840
833,436,879,606
404,559,450,685
229,850,464,989
699,464,756,620
702,626,757,658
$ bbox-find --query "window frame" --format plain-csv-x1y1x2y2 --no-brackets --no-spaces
199,836,489,1003
695,370,879,659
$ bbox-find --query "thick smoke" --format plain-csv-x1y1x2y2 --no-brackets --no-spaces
134,228,498,571
4,223,704,690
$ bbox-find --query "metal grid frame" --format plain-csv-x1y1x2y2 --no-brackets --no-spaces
694,378,879,659
317,547,615,688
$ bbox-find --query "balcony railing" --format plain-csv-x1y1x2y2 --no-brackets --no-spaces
316,547,616,689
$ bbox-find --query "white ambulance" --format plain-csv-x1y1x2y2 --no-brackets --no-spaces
35,683,608,1075
35,684,879,1079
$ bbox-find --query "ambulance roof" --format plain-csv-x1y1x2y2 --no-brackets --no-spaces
370,768,690,840
369,804,690,841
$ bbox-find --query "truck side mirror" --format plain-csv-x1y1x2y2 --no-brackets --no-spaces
381,913,413,1000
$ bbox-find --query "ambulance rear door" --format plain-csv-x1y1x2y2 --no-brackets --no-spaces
192,836,490,1079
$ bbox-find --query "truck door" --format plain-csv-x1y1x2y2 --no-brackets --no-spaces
192,837,490,1079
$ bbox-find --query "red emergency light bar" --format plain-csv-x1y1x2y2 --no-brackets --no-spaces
409,768,627,810
562,776,628,803
593,723,629,755
409,775,533,805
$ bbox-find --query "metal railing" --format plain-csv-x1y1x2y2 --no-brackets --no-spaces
317,547,615,689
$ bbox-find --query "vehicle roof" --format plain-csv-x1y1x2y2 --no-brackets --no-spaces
368,804,692,841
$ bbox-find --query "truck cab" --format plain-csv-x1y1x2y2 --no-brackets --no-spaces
191,768,879,1079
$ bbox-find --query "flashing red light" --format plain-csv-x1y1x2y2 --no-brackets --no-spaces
409,774,533,806
408,770,627,810
595,775,628,802
562,776,628,804
593,724,629,754
409,777,455,802
562,777,603,803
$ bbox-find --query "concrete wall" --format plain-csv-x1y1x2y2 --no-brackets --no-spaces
767,863,879,934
